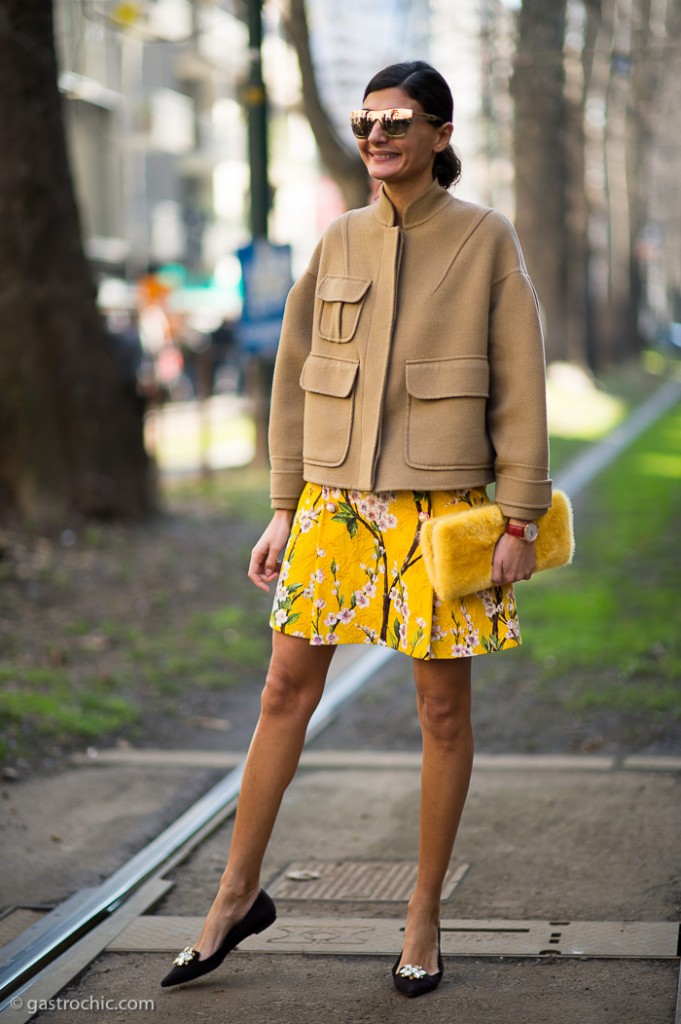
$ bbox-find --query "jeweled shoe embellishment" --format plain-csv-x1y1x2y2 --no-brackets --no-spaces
173,947,198,967
397,964,427,980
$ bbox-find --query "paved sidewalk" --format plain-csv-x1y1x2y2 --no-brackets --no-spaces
23,750,681,1024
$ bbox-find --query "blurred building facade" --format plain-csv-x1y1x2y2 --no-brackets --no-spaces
55,0,499,291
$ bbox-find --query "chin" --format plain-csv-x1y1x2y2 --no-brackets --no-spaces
368,159,402,179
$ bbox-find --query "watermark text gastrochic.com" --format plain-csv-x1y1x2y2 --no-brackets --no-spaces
10,996,155,1013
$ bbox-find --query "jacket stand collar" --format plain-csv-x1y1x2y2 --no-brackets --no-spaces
375,179,452,229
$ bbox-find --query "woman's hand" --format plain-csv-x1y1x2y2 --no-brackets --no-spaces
491,532,536,587
248,509,295,592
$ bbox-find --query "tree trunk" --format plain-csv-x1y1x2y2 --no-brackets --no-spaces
512,0,570,363
280,0,370,210
603,0,638,361
562,1,595,367
0,0,154,523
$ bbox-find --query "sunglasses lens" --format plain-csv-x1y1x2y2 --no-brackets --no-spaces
350,114,371,138
382,117,410,137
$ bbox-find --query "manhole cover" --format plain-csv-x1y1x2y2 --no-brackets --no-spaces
267,860,469,902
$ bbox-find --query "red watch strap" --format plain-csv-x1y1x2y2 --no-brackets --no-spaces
505,522,526,538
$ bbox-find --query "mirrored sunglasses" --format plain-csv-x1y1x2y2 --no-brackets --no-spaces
349,108,443,139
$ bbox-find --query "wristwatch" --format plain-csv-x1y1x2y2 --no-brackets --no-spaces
505,520,539,542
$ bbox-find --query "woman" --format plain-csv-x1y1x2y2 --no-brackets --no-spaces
161,60,550,998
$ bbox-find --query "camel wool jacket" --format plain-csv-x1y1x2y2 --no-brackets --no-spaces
268,179,552,522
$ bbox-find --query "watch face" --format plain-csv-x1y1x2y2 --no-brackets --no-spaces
525,522,539,542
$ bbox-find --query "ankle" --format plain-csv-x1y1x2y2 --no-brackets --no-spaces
406,896,440,924
216,878,260,904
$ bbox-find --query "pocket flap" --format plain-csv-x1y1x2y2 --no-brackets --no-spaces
300,353,359,397
406,358,489,399
316,275,371,304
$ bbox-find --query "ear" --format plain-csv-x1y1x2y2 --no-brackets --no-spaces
433,121,454,153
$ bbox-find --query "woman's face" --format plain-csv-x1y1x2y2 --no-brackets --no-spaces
355,86,452,191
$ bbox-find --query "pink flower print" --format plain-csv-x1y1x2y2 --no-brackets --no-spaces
324,613,338,628
337,607,355,624
506,617,520,640
298,509,319,533
451,643,470,657
274,609,289,626
327,633,339,644
354,590,370,608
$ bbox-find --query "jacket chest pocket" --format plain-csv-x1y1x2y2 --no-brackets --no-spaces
316,275,371,343
300,353,359,467
405,357,491,469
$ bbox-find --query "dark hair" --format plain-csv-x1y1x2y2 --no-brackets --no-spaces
363,61,462,189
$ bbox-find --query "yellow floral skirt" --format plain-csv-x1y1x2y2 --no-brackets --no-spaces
270,484,521,660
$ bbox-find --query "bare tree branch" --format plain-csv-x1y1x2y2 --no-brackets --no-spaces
279,0,370,209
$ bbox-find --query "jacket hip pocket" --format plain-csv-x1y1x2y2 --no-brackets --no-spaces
405,357,491,469
300,353,359,467
316,275,371,343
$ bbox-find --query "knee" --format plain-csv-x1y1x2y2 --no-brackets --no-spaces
260,667,321,721
417,693,471,749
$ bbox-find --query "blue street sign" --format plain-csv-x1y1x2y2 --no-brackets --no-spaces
236,239,292,355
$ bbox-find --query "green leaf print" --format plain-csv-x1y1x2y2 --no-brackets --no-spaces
332,502,360,539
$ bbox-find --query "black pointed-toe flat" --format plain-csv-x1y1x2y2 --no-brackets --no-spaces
160,889,277,988
391,928,444,998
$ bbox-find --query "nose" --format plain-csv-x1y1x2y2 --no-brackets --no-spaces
367,118,388,142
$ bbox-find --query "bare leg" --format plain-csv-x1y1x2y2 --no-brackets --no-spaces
193,631,335,959
397,656,474,974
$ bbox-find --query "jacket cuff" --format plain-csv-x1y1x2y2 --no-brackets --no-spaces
269,466,305,510
494,473,552,521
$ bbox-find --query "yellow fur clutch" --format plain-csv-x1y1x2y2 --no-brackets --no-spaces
420,490,575,600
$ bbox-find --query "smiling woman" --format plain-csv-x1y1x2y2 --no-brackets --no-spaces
161,60,551,1002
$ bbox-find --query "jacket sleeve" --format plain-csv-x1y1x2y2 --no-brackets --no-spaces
268,244,321,509
486,221,552,520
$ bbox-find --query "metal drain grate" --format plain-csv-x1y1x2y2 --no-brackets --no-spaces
267,860,470,902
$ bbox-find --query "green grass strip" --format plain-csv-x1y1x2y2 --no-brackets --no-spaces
517,398,681,711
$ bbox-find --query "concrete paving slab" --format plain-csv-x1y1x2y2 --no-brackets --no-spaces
111,914,679,958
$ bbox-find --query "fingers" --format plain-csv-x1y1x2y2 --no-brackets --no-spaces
491,535,535,586
247,510,295,592
248,543,280,592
